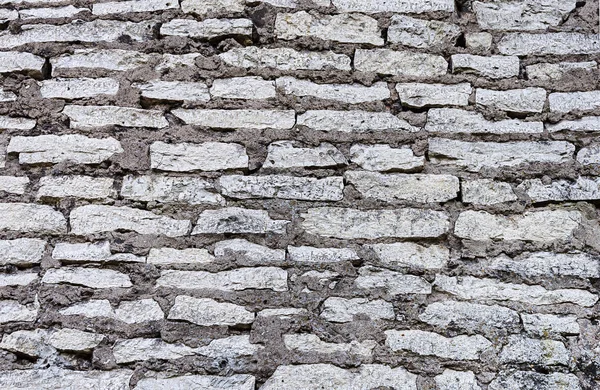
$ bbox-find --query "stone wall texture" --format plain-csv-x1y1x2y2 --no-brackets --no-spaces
0,0,599,389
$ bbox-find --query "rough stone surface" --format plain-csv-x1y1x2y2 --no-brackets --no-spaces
425,108,543,134
476,88,547,114
0,203,67,234
320,297,395,323
167,296,254,326
37,176,115,200
368,242,449,270
0,238,45,266
388,15,461,49
192,207,290,234
451,54,520,79
385,330,492,360
121,175,224,205
355,49,448,78
297,110,418,133
277,77,390,104
150,142,248,172
219,175,344,201
461,180,517,205
42,267,133,288
156,267,288,291
488,371,582,390
435,369,481,390
349,144,424,172
263,141,347,169
397,83,471,108
499,336,570,365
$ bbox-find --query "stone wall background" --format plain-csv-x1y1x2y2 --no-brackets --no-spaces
0,0,599,389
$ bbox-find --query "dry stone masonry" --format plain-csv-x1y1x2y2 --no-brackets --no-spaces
0,0,598,389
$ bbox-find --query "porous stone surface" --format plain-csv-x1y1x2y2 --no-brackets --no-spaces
0,1,598,388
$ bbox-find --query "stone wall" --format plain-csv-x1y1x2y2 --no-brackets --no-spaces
0,0,599,388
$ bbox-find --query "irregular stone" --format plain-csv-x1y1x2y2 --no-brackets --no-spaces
500,336,569,365
0,20,154,49
346,171,459,203
0,300,37,323
214,239,285,263
113,338,195,364
549,91,600,114
52,241,144,263
18,5,87,19
39,78,119,99
489,371,581,390
355,266,431,295
181,0,245,16
121,175,224,205
388,15,461,48
257,308,308,319
426,108,543,134
167,296,254,326
297,110,418,133
521,313,580,337
0,176,29,195
219,47,351,71
429,138,575,172
172,109,295,129
498,33,600,56
0,90,16,102
397,83,471,108
451,54,520,79
275,11,383,45
160,18,253,39
547,116,600,132
0,238,45,266
51,49,154,73
355,49,448,78
37,176,114,200
465,32,493,51
349,144,424,172
156,267,288,291
63,105,167,129
155,53,201,72
331,0,454,13
461,180,517,205
301,207,449,239
0,9,18,22
277,77,389,104
577,145,600,165
435,369,482,390
210,77,276,100
114,299,164,324
385,330,491,360
0,203,66,234
150,141,248,172
419,301,521,334
320,297,395,322
70,205,191,237
0,51,45,75
196,335,261,358
133,80,210,103
454,210,581,242
0,116,36,130
59,300,114,319
476,87,546,114
368,242,449,270
0,273,37,287
263,141,347,169
434,275,598,307
288,246,359,263
41,267,132,288
488,251,600,278
135,374,255,390
92,0,179,15
0,368,132,389
527,61,597,81
8,134,123,165
192,207,290,234
283,334,376,358
47,328,105,351
219,175,344,201
0,329,50,356
147,247,215,266
473,0,576,31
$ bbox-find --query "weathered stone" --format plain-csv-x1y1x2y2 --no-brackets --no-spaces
476,88,546,114
133,80,210,102
301,207,449,239
0,116,36,130
147,247,215,266
156,267,288,291
220,175,344,201
275,11,383,45
0,300,37,324
263,141,347,169
0,176,29,195
547,116,600,133
114,299,165,324
0,20,154,49
488,251,600,278
332,0,454,13
52,241,144,263
70,205,191,237
0,51,45,74
192,207,290,234
92,0,178,15
59,300,114,319
37,176,114,200
355,49,448,78
39,78,119,99
155,53,201,72
0,368,132,389
320,297,395,322
461,180,517,205
113,338,195,363
346,171,459,203
160,18,253,39
527,61,597,81
0,273,37,287
196,335,261,358
172,109,295,129
181,0,245,16
8,135,123,165
211,77,276,100
63,105,167,129
355,266,431,295
150,142,248,172
454,210,581,242
277,77,389,103
0,203,66,234
500,336,569,365
167,296,254,326
435,370,482,390
47,328,105,351
465,32,493,51
134,374,255,390
298,110,418,133
577,145,600,165
489,371,581,390
121,175,224,205
219,47,351,71
368,242,448,270
473,0,576,31
549,91,600,114
257,308,308,319
499,33,600,56
214,239,285,263
451,54,520,79
51,49,154,73
386,330,491,360
521,313,580,337
288,246,359,263
349,144,424,172
42,267,132,288
429,139,575,172
0,238,45,266
388,15,461,48
0,329,51,357
397,83,471,108
0,8,18,22
17,6,85,20
434,275,598,306
420,301,521,334
426,108,543,134
0,89,16,102
283,334,376,357
261,364,417,390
